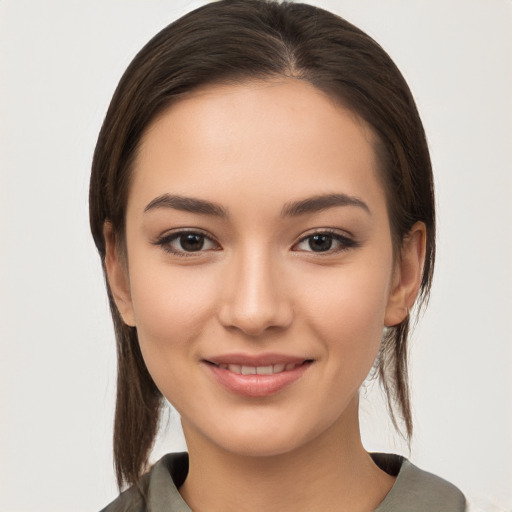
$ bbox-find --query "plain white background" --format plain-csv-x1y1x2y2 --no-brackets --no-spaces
0,1,511,511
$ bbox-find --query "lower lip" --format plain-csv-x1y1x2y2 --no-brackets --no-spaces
206,362,312,397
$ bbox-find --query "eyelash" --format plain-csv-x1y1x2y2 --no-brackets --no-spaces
292,229,360,254
153,230,220,257
153,229,359,257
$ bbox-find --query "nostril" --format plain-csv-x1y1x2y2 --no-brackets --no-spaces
217,294,294,336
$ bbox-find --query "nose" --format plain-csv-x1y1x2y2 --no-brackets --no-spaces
217,247,293,337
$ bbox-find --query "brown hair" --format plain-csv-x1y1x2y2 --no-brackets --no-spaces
90,0,435,489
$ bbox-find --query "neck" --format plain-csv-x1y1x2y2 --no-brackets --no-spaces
179,398,395,512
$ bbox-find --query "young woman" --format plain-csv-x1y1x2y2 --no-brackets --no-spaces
90,1,466,510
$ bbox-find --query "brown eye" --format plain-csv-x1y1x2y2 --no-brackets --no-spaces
179,233,206,252
293,230,359,254
155,230,219,256
308,234,333,252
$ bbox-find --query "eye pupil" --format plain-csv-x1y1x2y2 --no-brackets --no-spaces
309,234,333,252
180,233,204,251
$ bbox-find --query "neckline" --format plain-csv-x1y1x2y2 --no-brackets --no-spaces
150,452,409,512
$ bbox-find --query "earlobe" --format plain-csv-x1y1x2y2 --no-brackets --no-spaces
384,222,427,327
103,222,136,327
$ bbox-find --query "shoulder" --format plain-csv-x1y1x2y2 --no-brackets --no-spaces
99,476,148,512
99,452,190,512
372,453,466,512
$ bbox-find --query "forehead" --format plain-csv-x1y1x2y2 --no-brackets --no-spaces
129,79,386,217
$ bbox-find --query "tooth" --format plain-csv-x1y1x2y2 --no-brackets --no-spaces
219,364,228,370
241,366,256,375
228,364,241,373
285,363,296,371
257,365,273,375
273,364,285,373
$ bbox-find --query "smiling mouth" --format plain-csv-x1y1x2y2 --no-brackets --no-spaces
203,356,314,396
207,361,310,375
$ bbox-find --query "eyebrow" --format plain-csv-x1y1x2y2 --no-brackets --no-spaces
144,194,228,217
143,192,370,218
281,193,370,217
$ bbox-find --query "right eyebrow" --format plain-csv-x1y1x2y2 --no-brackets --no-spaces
144,194,228,217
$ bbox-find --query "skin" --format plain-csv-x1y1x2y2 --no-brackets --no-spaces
105,79,426,512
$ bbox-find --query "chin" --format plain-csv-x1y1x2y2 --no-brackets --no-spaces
183,406,345,460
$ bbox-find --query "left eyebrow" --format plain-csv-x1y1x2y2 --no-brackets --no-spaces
281,193,371,217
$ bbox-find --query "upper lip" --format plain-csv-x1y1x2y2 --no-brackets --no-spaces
204,353,312,367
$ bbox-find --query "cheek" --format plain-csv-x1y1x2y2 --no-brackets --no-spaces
127,265,221,412
131,259,214,328
127,258,217,374
298,258,392,364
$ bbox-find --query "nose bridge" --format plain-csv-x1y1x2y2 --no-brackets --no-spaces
218,242,292,336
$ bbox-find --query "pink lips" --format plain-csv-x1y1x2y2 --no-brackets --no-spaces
204,353,313,397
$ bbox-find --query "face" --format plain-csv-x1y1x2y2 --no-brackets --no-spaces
107,79,418,458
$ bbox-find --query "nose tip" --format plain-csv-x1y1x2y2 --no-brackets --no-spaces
218,301,293,337
217,255,293,336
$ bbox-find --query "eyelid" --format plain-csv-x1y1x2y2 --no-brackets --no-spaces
152,228,221,256
292,228,360,253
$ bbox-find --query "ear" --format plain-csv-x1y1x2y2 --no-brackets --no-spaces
384,222,427,327
103,222,136,327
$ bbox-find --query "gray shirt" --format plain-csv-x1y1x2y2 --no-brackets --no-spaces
101,452,466,511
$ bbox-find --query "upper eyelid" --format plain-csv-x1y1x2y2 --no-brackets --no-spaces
292,229,359,252
153,227,356,248
152,229,221,256
154,228,217,243
295,228,354,242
